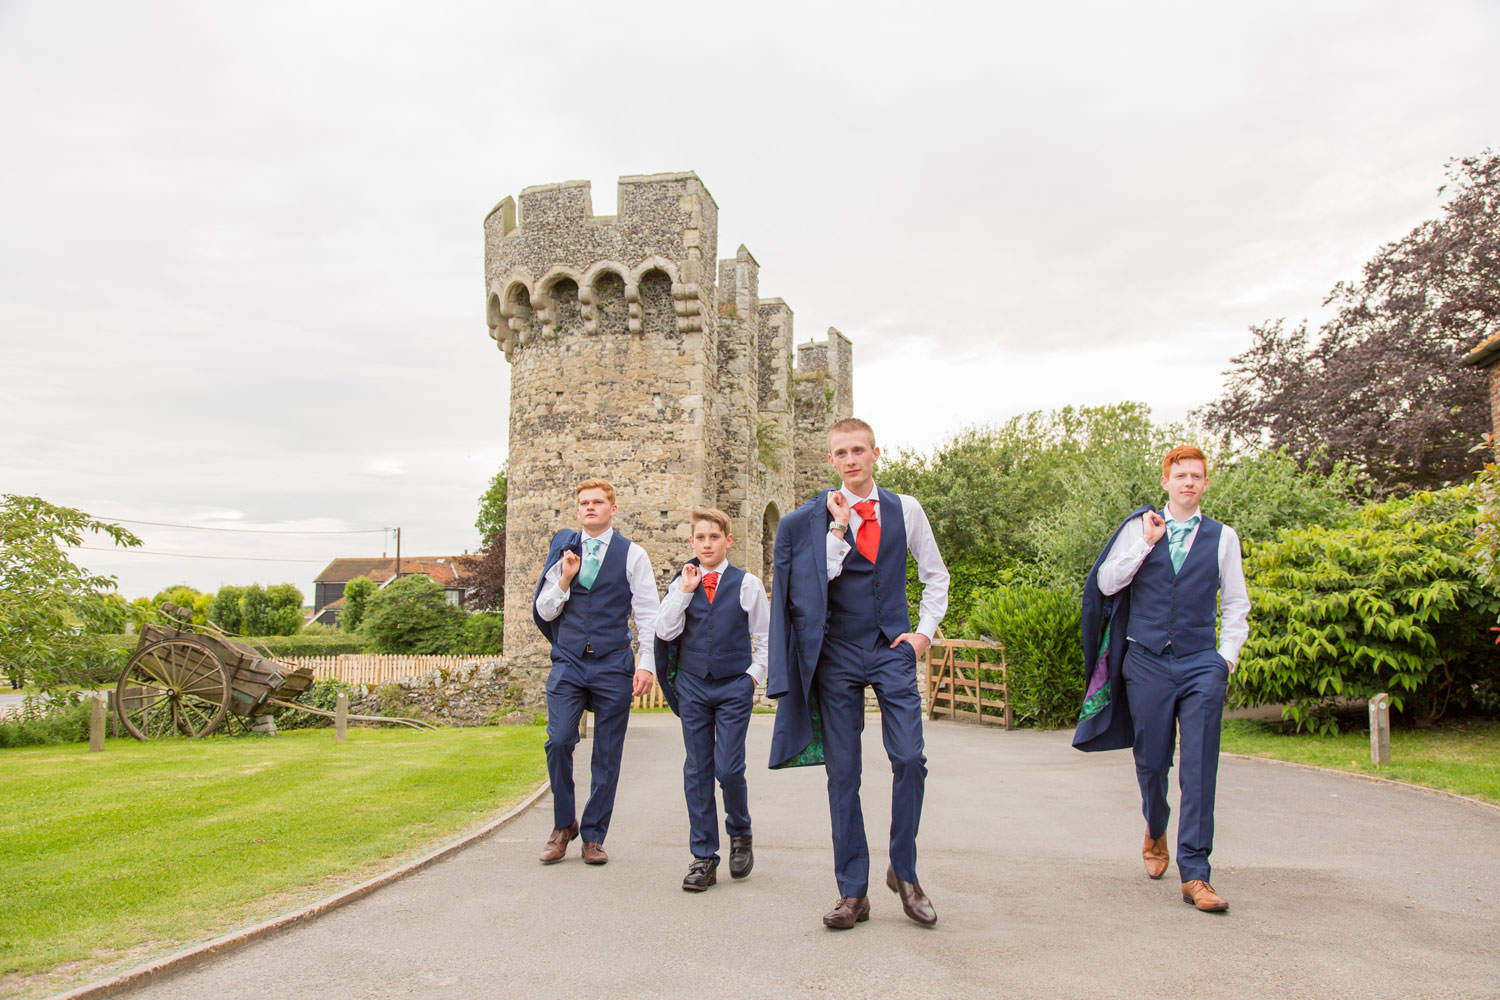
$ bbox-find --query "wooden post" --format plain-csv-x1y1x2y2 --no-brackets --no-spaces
1369,693,1391,766
335,692,348,741
1001,647,1013,730
89,693,106,752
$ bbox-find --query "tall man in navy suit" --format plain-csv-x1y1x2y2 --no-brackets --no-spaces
533,478,659,866
1091,445,1250,912
768,418,949,929
654,508,770,892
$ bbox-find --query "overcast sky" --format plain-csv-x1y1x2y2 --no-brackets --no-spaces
2,0,1497,601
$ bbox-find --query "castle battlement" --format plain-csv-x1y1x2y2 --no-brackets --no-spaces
483,172,852,660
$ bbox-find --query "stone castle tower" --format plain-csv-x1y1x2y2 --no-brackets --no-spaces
483,171,853,660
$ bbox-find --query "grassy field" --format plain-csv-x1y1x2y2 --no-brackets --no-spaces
0,726,546,994
1220,717,1500,805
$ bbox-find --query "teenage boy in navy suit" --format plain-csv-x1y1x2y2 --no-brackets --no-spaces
1091,445,1250,912
654,508,770,892
533,478,659,866
768,418,950,929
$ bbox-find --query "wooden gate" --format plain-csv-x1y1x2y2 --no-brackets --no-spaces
923,637,1011,728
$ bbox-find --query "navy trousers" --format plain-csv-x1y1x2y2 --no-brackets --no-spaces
1121,642,1229,883
815,633,927,899
544,647,635,843
676,669,754,860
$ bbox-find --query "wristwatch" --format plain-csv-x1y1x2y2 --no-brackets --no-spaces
829,521,849,536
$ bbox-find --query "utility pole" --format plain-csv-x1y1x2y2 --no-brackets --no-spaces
395,526,402,578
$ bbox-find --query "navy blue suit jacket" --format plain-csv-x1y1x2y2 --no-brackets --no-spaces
1071,506,1153,752
767,491,841,769
531,529,583,648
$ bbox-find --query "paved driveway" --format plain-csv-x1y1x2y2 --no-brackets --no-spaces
119,714,1499,1000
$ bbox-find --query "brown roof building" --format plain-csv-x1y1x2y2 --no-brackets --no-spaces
1462,331,1500,443
311,555,470,626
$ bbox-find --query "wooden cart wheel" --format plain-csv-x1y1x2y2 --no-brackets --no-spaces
115,638,232,740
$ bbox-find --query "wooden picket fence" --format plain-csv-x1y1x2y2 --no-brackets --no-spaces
285,654,470,687
922,637,1011,728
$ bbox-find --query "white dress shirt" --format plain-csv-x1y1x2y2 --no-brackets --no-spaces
534,526,660,673
655,559,771,685
1096,504,1251,664
824,483,950,639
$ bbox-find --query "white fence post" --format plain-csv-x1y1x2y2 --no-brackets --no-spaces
1369,693,1391,766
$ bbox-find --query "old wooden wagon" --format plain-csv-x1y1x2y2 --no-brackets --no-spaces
114,604,431,739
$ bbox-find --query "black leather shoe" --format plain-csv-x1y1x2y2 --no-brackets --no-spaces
682,857,718,892
822,896,871,929
886,865,937,927
729,834,754,879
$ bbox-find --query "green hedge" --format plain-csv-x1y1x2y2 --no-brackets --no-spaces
964,583,1083,728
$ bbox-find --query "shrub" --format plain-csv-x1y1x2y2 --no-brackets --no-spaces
1233,486,1499,732
452,612,504,655
362,576,464,654
0,692,96,748
275,678,354,730
965,583,1083,728
341,576,377,633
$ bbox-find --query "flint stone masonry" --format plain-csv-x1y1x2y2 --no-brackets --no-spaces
348,660,544,726
485,171,854,659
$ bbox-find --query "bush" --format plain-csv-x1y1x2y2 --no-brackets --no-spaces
275,678,355,730
965,583,1083,728
362,576,464,654
1233,486,1499,732
452,612,504,655
341,576,377,633
0,692,96,748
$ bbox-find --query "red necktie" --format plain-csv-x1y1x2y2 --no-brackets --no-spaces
853,500,880,563
702,571,719,603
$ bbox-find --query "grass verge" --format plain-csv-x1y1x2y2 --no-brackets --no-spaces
1220,717,1500,805
0,726,545,994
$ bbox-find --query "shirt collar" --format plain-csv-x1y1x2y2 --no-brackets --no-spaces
581,526,614,547
841,484,879,511
698,557,728,574
1163,504,1201,527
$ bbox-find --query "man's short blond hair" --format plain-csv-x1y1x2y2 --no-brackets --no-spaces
575,478,616,503
690,508,732,535
828,417,876,447
1161,446,1208,477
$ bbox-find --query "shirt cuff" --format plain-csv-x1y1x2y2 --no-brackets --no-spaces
747,664,766,685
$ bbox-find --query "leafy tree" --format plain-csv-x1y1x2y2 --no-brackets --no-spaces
151,585,211,624
340,575,377,633
454,611,504,655
0,495,140,690
362,575,464,654
1232,487,1498,731
1203,151,1498,494
476,464,507,538
455,533,505,613
209,585,244,633
235,583,303,636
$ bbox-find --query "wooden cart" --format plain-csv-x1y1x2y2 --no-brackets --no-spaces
115,604,433,739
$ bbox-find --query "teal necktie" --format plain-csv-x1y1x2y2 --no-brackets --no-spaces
578,537,604,589
1166,514,1200,573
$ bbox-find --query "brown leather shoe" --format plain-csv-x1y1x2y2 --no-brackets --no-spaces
885,866,937,927
822,896,871,929
538,822,578,864
582,841,609,865
1142,833,1170,880
1181,879,1228,912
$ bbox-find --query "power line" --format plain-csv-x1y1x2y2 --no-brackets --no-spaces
78,546,330,564
98,517,390,535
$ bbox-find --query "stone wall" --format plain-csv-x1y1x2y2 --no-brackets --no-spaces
348,659,546,726
484,172,851,657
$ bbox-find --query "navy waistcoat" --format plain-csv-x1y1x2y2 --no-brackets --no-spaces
826,487,912,645
553,533,634,659
1126,515,1222,655
678,564,752,680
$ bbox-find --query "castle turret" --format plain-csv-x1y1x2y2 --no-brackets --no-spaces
484,172,851,661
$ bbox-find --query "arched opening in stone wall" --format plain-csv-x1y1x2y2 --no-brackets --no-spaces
593,271,627,335
762,502,780,583
640,268,675,340
505,284,534,345
549,277,583,336
486,291,503,342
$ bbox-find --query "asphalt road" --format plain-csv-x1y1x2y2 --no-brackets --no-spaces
119,714,1499,1000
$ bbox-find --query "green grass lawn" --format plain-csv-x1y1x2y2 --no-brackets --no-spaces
0,726,546,993
1220,717,1500,805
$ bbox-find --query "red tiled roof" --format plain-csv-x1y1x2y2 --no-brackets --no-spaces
315,556,468,587
1463,331,1500,370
